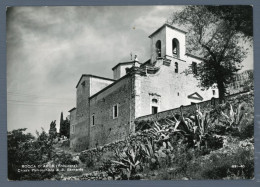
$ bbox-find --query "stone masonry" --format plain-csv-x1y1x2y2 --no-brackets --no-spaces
69,24,219,151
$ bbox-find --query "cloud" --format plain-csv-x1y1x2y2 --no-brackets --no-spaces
6,6,253,134
7,6,174,134
132,6,185,33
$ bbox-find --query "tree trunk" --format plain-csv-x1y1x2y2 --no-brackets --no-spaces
217,80,225,103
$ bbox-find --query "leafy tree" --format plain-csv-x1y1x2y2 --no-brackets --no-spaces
168,5,252,101
205,6,253,38
48,120,57,140
8,128,35,180
8,128,56,180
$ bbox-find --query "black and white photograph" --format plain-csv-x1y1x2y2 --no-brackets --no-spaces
7,5,254,180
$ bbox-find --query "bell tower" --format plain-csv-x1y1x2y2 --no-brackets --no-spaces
149,24,187,63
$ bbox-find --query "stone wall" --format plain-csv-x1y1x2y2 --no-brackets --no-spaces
137,59,217,118
78,90,253,154
70,76,91,151
70,75,114,151
135,91,253,124
88,75,133,148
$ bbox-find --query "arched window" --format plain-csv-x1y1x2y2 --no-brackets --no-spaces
155,40,161,58
152,98,158,103
175,62,178,73
172,38,179,58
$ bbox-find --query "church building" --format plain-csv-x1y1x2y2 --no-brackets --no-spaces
69,24,218,151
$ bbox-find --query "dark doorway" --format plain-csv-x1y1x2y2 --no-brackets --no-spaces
152,106,158,114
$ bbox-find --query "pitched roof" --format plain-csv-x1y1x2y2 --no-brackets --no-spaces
187,92,204,101
76,74,114,88
112,61,134,70
149,23,187,38
68,107,76,112
89,73,130,100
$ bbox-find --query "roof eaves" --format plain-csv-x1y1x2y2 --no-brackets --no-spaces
112,61,134,70
68,107,76,112
89,74,130,100
75,74,114,88
149,23,187,38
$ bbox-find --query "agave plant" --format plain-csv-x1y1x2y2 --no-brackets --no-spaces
149,121,169,139
194,105,211,149
221,103,246,127
169,105,212,149
112,144,143,179
140,137,158,167
169,108,198,147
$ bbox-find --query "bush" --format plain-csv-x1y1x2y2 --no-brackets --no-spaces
239,121,254,140
54,152,79,165
8,128,57,180
79,153,95,168
186,146,254,179
207,135,224,150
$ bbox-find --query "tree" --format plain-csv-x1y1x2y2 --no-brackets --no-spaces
59,112,70,139
59,112,64,134
205,6,253,38
168,5,252,101
48,120,57,140
8,128,35,180
8,128,55,180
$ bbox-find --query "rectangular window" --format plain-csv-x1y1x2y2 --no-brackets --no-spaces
113,104,118,118
92,114,95,126
152,106,158,114
72,125,75,134
175,62,178,73
212,90,216,95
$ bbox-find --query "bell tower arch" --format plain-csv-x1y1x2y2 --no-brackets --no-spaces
149,24,187,63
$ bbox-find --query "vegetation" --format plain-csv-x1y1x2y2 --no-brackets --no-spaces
8,92,254,180
8,120,75,180
168,5,252,102
59,112,70,138
49,120,57,140
80,92,254,180
8,128,56,180
205,6,253,38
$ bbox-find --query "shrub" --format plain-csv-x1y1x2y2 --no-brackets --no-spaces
186,145,254,179
54,152,79,165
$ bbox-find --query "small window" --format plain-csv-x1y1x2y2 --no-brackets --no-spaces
92,114,95,126
156,40,162,58
113,104,118,119
212,90,216,95
175,62,178,73
152,98,158,103
177,92,179,96
172,38,179,57
152,106,158,114
72,125,75,134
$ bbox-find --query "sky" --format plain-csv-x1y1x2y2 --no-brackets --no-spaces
6,6,253,135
